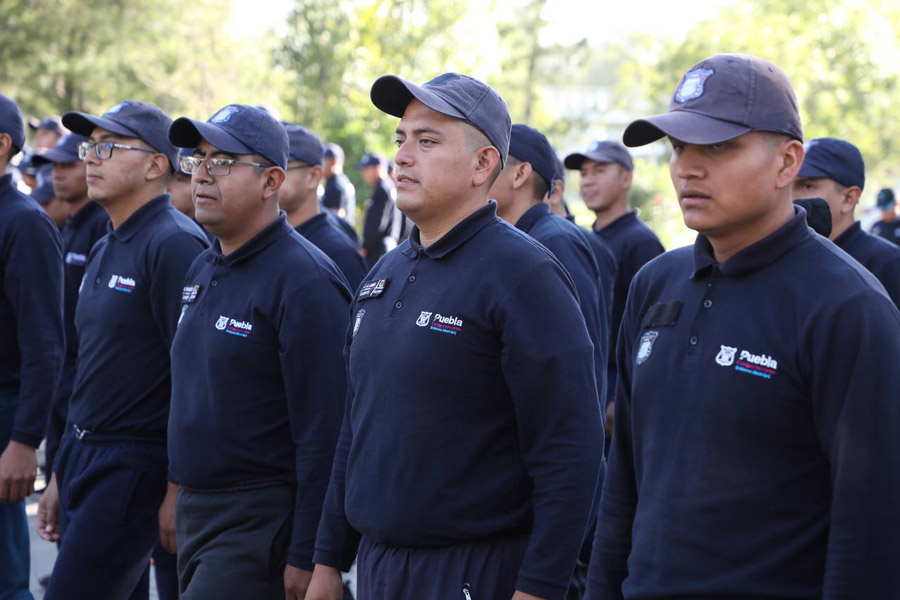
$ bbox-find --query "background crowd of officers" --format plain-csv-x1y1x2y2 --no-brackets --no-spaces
0,50,899,600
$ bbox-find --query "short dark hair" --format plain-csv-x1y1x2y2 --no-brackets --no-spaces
507,156,549,202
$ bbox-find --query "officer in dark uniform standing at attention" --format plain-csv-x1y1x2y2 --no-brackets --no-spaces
306,72,602,600
0,92,65,600
40,101,208,599
358,152,397,268
871,188,900,246
322,142,357,228
588,53,900,600
792,137,900,307
280,123,368,291
565,141,663,411
167,104,351,600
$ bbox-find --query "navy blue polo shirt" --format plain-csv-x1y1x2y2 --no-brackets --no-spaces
297,211,368,292
0,173,64,447
67,195,208,438
595,211,664,366
314,202,603,600
834,221,900,307
870,217,900,246
361,177,395,265
169,214,350,570
567,213,618,321
591,209,900,599
516,202,608,405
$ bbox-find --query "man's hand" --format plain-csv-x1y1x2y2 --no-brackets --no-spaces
0,440,37,502
158,482,179,553
37,472,60,541
303,564,343,600
512,591,549,600
284,564,313,600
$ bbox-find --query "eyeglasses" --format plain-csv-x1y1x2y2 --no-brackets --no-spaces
78,141,155,161
179,155,275,176
285,164,311,171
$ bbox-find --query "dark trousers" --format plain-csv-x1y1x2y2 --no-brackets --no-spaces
356,534,528,600
0,387,31,600
45,432,168,600
176,485,294,600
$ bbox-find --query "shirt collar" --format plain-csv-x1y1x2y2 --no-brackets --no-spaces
295,212,328,237
401,201,499,260
691,206,813,279
214,212,293,267
514,202,551,234
833,220,863,248
107,194,172,242
595,210,638,234
66,200,104,228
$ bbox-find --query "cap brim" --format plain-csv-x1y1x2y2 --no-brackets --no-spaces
623,110,751,147
62,112,139,140
564,151,621,170
31,148,79,167
370,75,467,121
796,162,832,181
168,118,254,156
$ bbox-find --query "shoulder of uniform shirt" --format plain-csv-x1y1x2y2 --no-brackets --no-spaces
2,196,61,240
279,228,350,285
630,245,693,284
483,218,579,282
803,233,895,302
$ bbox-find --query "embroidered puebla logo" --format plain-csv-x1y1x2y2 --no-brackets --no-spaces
210,105,239,124
353,309,366,338
215,315,253,338
108,274,136,293
65,252,87,266
674,68,714,104
416,311,463,335
716,344,778,379
105,101,130,115
635,331,658,365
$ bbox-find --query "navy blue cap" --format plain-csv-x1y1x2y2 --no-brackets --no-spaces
30,170,54,204
168,104,289,170
624,53,803,147
28,116,65,135
323,143,344,162
16,153,38,177
63,101,178,170
508,124,556,187
370,72,512,166
565,140,634,172
877,188,896,209
798,138,865,190
284,124,323,166
31,133,88,166
0,93,26,153
356,153,384,169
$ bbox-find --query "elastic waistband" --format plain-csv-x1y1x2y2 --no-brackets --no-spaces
71,423,166,445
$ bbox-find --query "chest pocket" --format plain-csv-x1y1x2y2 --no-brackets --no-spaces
640,301,683,329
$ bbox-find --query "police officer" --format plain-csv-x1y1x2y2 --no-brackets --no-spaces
30,168,69,228
306,72,602,600
358,152,397,268
588,53,900,600
280,123,368,291
167,104,350,600
0,92,65,600
565,140,663,410
39,101,208,599
871,188,900,246
29,133,107,489
792,137,900,307
322,142,357,227
29,115,66,150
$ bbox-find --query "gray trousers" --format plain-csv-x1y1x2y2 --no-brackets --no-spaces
176,485,294,600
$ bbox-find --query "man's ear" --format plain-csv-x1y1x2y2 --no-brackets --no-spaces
145,153,171,183
776,139,805,190
472,146,501,187
262,167,286,201
842,186,862,215
511,162,533,191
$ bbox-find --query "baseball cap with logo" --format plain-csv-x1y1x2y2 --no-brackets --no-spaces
356,153,384,169
28,116,66,136
508,124,557,187
168,104,289,170
876,188,896,209
0,93,26,154
63,101,178,170
624,53,803,147
565,140,634,172
798,138,865,190
284,124,323,166
32,133,89,166
370,72,512,166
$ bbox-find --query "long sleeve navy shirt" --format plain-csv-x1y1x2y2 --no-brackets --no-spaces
67,195,208,438
834,220,900,308
588,209,900,600
567,213,618,320
361,177,395,266
314,202,603,600
0,174,64,447
516,202,609,407
595,211,664,370
168,215,350,570
296,211,368,292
